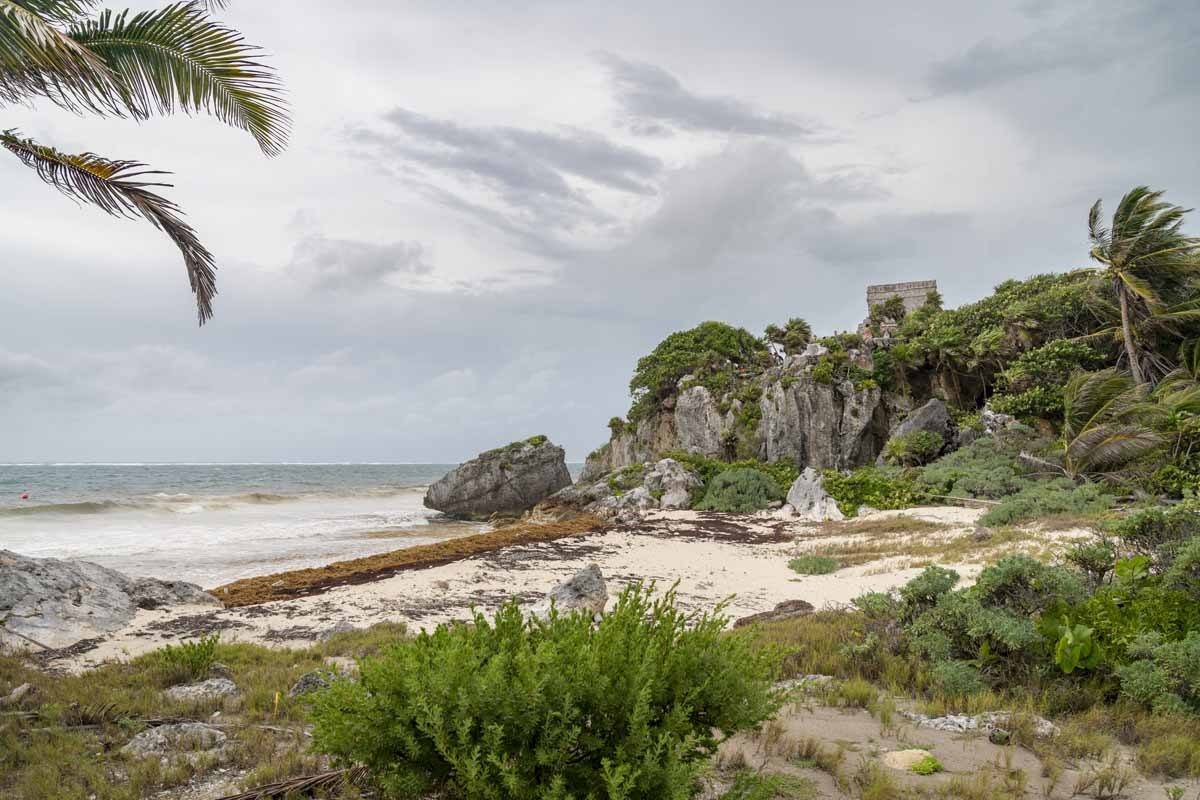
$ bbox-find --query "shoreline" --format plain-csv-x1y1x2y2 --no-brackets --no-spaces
24,504,1097,673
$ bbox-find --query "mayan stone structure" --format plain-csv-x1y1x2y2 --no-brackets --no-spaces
861,279,938,336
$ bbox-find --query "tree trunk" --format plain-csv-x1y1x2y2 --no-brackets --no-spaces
1118,285,1146,384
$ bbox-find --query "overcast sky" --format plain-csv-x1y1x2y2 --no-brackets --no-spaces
3,0,1199,463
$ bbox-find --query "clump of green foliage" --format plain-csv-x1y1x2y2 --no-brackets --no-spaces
154,633,219,684
696,468,783,513
788,554,841,575
882,430,943,467
916,434,1037,500
661,451,798,498
483,435,550,458
607,463,646,496
310,585,781,799
909,754,944,776
763,317,813,357
821,467,926,517
978,478,1114,526
628,321,769,422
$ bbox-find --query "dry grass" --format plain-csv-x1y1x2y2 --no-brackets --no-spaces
211,514,606,607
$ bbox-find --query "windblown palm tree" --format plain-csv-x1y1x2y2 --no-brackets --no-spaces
1,0,288,324
1059,368,1164,480
1088,187,1200,384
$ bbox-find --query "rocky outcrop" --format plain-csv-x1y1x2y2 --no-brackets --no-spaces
583,364,893,480
532,564,608,618
164,678,239,703
122,722,226,756
889,398,953,448
424,436,573,520
732,599,814,628
785,468,845,522
0,550,220,652
543,458,701,524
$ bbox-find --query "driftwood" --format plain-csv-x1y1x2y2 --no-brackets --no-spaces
214,765,372,800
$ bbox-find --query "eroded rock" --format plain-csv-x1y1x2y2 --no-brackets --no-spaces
424,437,572,519
531,564,607,618
785,468,844,522
164,678,239,703
122,722,226,756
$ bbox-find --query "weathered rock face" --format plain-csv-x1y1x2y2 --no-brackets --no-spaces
583,366,893,479
785,468,845,522
122,722,226,756
890,398,952,446
424,437,573,519
0,550,220,652
163,678,239,703
543,458,702,524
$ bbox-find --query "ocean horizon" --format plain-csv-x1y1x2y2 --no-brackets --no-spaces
0,462,583,587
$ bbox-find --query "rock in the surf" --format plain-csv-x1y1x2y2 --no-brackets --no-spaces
424,435,572,519
0,550,220,652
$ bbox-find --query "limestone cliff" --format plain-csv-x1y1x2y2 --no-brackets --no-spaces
583,349,908,480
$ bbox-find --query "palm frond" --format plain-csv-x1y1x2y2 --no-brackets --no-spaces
9,1,97,25
69,3,288,155
214,766,371,800
1,130,216,324
0,0,120,111
1066,424,1164,473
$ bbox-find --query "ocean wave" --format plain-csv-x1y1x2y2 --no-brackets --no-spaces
0,500,128,517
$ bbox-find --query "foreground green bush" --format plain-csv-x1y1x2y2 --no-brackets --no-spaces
695,467,783,513
821,466,925,517
310,585,780,799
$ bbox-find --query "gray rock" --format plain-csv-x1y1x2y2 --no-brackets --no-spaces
786,468,845,522
889,398,953,450
643,458,702,509
288,670,334,697
1,682,35,706
122,722,226,756
673,386,728,457
424,437,572,519
532,564,607,618
902,711,1058,739
981,408,1017,434
0,550,219,652
732,599,815,628
317,621,357,641
164,678,239,703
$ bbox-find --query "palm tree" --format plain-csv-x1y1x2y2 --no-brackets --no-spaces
1059,368,1164,480
1087,187,1200,384
1,0,288,324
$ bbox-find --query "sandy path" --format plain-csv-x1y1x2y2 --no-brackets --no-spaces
54,506,998,670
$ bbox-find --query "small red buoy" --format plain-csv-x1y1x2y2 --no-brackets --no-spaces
20,492,29,500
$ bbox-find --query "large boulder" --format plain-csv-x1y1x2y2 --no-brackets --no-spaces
424,436,573,519
122,722,226,757
643,458,702,509
888,398,953,449
785,468,844,522
0,550,220,652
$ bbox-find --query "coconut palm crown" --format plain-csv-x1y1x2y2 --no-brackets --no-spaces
1088,187,1200,384
1,0,288,324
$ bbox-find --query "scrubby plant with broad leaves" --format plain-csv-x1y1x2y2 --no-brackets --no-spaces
820,466,925,517
310,584,781,799
695,467,783,513
882,430,944,467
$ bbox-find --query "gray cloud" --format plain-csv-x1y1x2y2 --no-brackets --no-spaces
288,230,433,291
597,52,816,138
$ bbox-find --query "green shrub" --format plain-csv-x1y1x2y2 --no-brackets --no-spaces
883,430,943,467
154,634,219,684
821,466,925,517
1065,539,1118,587
899,565,959,621
659,452,797,498
311,585,781,800
1115,632,1200,714
763,318,813,357
978,478,1114,526
910,754,944,776
1107,502,1200,571
628,322,769,421
696,468,783,513
788,555,841,575
720,771,817,800
916,435,1036,500
607,463,646,495
930,660,984,697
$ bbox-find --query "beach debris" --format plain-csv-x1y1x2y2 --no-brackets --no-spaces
0,549,219,653
902,711,1058,739
732,599,815,628
164,678,239,703
122,722,226,756
785,468,844,522
531,564,607,619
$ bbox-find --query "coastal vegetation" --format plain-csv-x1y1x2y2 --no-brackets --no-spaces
0,0,289,323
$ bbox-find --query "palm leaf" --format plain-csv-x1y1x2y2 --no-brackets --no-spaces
0,0,121,111
1,130,216,324
69,2,289,155
1067,424,1163,473
214,766,371,800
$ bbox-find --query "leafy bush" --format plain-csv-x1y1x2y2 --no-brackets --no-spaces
898,566,959,621
1107,502,1200,571
788,555,840,575
154,634,219,684
763,317,812,357
978,478,1114,526
909,754,944,776
311,585,780,800
696,468,783,513
1116,632,1200,714
720,771,816,800
821,466,925,517
916,435,1034,500
628,322,769,421
882,430,943,467
660,451,798,498
930,660,984,697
